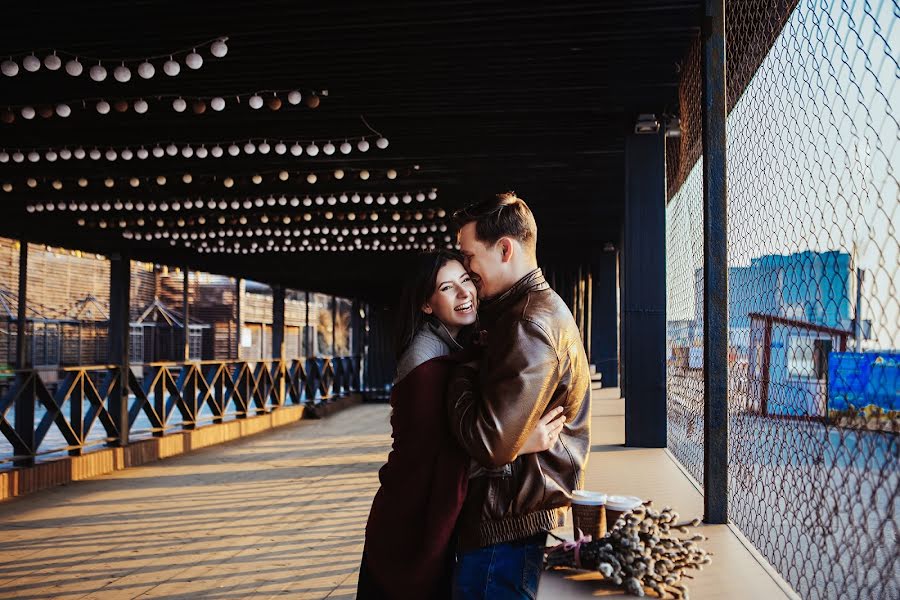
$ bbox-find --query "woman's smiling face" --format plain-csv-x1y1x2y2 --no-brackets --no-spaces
423,259,477,334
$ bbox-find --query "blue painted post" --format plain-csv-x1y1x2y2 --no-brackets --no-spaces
623,129,667,448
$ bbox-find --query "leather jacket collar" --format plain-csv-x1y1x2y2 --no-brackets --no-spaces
479,268,548,323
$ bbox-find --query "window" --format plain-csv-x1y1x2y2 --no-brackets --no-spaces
188,328,203,360
129,326,144,364
787,335,831,380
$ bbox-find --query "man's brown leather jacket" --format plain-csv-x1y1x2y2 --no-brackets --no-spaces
447,268,592,550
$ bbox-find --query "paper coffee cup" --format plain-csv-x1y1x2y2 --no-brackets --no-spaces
604,495,642,529
570,491,608,538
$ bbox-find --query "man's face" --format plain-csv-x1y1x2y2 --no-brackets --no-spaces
457,222,505,299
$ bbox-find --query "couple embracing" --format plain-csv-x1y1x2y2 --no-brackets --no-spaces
359,193,592,599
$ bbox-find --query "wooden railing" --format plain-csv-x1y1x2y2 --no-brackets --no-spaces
0,355,361,465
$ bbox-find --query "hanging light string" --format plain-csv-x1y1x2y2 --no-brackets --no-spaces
0,132,389,164
1,37,230,80
3,164,415,193
26,189,440,214
1,86,323,123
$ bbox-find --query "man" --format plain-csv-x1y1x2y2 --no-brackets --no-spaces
448,192,592,599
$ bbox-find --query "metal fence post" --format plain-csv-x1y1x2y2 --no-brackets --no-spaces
702,0,729,524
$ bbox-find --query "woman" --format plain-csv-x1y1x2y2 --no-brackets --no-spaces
358,250,566,599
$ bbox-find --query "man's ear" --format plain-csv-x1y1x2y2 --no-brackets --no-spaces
421,302,434,315
498,238,514,263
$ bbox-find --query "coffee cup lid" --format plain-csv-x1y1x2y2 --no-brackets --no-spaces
605,495,642,511
571,490,607,506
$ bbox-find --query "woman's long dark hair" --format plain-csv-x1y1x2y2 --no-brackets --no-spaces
395,250,468,360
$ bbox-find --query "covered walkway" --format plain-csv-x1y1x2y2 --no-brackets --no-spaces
0,390,794,599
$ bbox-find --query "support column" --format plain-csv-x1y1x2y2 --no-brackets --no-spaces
182,266,190,361
591,247,619,388
235,278,243,360
702,0,729,524
109,252,131,447
305,291,312,356
623,129,667,448
272,285,285,360
13,240,33,466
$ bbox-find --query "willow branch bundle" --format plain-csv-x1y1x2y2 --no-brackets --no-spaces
545,502,712,599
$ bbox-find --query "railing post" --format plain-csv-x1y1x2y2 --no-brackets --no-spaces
182,266,191,362
702,0,729,524
272,284,286,405
109,251,131,446
13,239,34,467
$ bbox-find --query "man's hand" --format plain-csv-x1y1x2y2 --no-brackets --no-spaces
517,406,566,456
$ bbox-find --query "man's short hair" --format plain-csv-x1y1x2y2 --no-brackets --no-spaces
453,192,538,253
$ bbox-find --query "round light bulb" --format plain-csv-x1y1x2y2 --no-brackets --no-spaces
428,190,437,200
27,151,39,162
196,146,208,158
133,98,148,114
166,143,178,156
152,146,164,158
46,150,58,161
43,53,61,70
274,141,287,155
52,180,62,190
387,169,397,179
129,177,140,187
104,178,114,188
21,106,35,119
306,142,319,156
60,148,73,160
252,174,262,184
73,147,86,159
359,170,370,180
105,149,117,161
138,61,155,79
182,173,193,184
113,64,131,82
185,51,203,70
248,94,263,109
210,97,225,111
287,90,302,105
358,139,370,152
89,63,107,81
290,142,302,156
163,58,180,76
228,143,240,156
334,169,345,179
23,54,40,72
211,145,223,158
323,141,335,155
26,178,37,188
306,173,317,184
376,137,389,149
278,170,289,181
181,146,193,158
156,175,167,185
211,39,228,58
55,103,71,118
1,60,18,77
65,58,83,76
223,177,234,188
340,141,352,154
89,148,101,160
12,151,24,162
172,97,186,112
243,142,256,154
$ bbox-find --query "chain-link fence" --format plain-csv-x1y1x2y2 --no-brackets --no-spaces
666,1,898,598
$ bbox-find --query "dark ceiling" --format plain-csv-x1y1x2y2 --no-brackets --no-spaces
0,1,702,300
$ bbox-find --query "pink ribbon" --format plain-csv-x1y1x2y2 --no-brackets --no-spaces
548,528,593,569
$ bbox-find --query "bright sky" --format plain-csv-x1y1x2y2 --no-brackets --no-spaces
667,0,898,348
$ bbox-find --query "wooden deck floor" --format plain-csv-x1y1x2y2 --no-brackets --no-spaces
0,391,796,599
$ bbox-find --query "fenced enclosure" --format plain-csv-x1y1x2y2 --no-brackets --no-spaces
666,1,898,598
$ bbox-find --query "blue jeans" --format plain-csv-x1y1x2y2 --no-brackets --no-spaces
452,533,546,600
